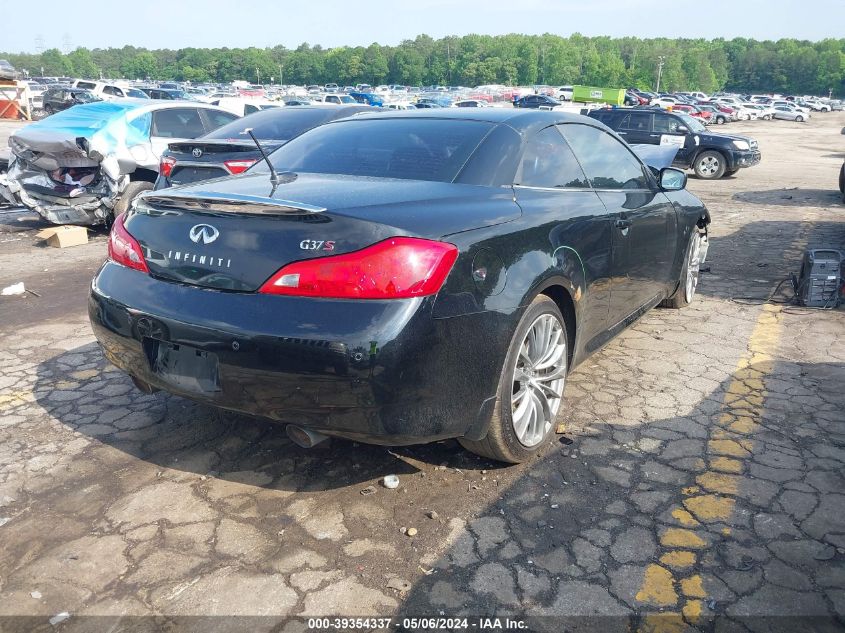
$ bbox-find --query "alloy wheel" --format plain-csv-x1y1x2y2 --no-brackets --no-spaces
684,232,702,304
698,155,720,177
511,313,567,447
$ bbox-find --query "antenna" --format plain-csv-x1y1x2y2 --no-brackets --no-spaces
245,128,280,186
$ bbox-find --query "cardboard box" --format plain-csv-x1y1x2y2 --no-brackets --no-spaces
35,226,89,248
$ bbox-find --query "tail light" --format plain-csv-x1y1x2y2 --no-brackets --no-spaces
159,155,177,178
224,159,259,174
108,213,149,273
259,237,458,299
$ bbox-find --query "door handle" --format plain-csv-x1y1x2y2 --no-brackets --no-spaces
616,218,632,229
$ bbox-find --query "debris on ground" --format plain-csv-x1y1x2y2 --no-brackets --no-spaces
49,612,70,626
30,591,41,600
426,510,439,520
1,282,24,296
382,475,399,489
360,485,376,496
386,577,412,592
405,527,418,537
35,226,88,248
0,517,11,527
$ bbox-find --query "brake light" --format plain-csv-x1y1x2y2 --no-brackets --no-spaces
108,213,149,273
259,237,458,299
159,155,176,178
224,158,259,174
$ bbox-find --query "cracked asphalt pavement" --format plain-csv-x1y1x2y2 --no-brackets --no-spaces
0,115,844,632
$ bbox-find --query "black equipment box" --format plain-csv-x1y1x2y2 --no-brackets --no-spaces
796,249,842,308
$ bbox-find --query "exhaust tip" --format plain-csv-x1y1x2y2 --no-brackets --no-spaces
286,424,329,449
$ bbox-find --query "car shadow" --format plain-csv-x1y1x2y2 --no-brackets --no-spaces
32,341,506,493
732,189,844,207
396,359,845,630
694,220,845,304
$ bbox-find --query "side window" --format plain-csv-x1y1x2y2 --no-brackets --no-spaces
625,112,652,132
127,112,152,139
516,126,589,189
560,124,650,190
102,86,118,96
653,114,683,134
151,108,206,138
76,81,95,90
204,109,239,131
244,104,260,115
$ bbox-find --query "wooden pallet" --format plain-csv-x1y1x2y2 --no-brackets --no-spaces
0,80,32,121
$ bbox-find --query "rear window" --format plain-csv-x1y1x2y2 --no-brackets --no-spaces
205,108,338,141
263,118,493,182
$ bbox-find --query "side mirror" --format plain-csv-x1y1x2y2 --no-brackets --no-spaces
660,167,687,191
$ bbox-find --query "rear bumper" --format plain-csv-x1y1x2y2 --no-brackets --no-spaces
88,262,509,445
0,172,110,225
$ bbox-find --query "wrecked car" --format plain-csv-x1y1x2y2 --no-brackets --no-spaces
0,100,239,225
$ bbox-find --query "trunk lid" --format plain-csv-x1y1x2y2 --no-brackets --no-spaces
127,172,519,291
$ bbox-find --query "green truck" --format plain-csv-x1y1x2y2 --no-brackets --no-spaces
572,85,626,106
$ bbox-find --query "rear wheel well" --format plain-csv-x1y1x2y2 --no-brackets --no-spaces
131,168,158,184
540,285,576,366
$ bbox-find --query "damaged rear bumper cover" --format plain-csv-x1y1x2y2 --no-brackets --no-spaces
0,172,115,225
0,159,125,225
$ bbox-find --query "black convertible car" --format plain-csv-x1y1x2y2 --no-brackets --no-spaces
89,109,710,463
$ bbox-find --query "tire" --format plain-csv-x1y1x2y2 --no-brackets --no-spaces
763,114,771,121
838,163,844,196
660,230,703,309
693,150,726,180
716,116,725,125
459,294,568,463
113,181,154,217
796,115,804,122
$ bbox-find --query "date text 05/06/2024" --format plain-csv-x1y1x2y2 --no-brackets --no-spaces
306,617,529,630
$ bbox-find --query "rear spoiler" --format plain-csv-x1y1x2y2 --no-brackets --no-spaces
140,191,326,215
629,143,680,170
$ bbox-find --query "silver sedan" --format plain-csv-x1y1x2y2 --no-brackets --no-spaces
772,106,809,122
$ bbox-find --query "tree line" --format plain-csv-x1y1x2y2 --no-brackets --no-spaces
3,34,844,96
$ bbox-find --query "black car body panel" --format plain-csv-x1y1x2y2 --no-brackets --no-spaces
514,95,562,109
89,109,710,445
589,108,761,172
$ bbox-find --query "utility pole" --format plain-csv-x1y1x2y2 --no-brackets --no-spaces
280,64,284,86
655,56,666,93
256,66,260,85
446,41,451,85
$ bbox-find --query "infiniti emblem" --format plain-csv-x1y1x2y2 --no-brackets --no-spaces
189,224,219,244
192,147,203,158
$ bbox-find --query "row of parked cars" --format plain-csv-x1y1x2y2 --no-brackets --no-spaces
0,86,757,232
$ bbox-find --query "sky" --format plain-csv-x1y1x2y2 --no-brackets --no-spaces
1,0,842,53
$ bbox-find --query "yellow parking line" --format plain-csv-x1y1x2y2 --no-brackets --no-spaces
638,303,783,631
